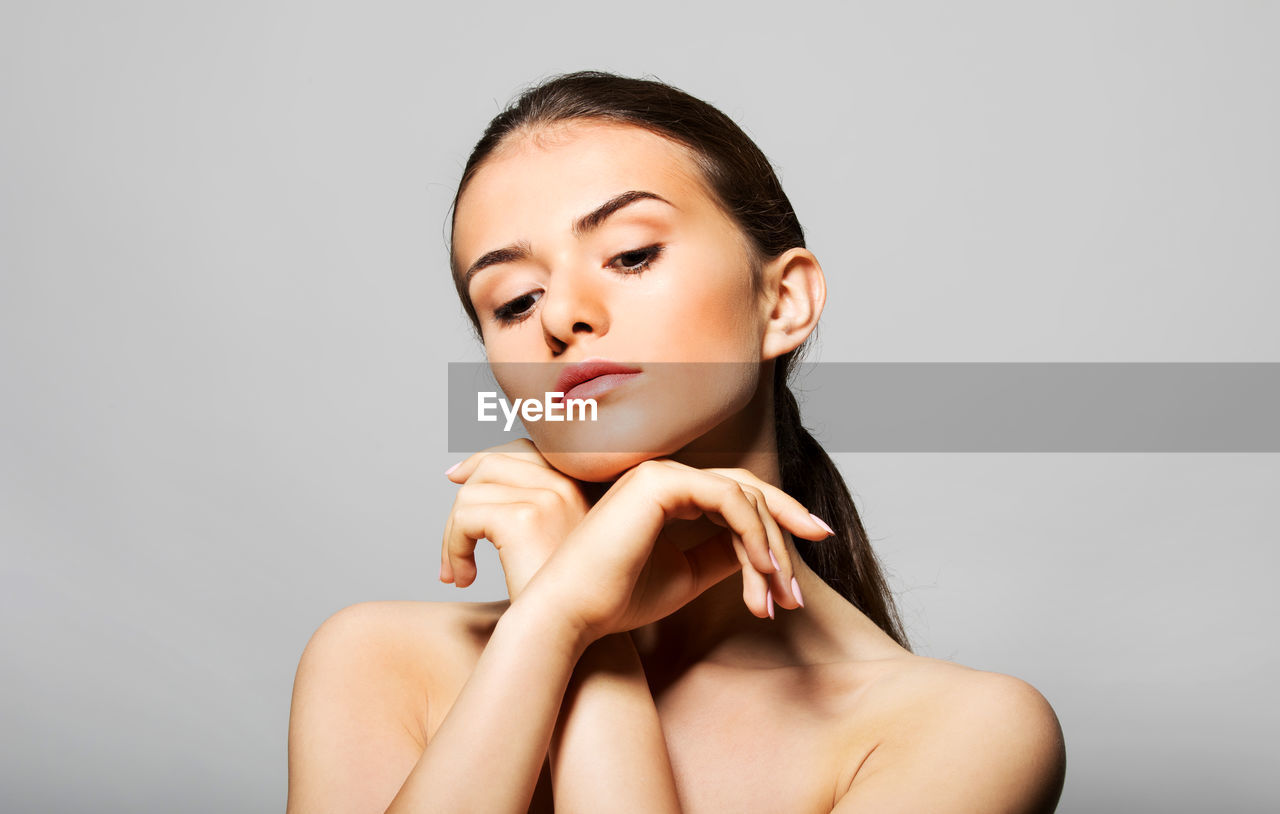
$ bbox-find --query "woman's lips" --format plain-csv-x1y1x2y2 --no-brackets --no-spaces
559,372,643,401
554,357,643,394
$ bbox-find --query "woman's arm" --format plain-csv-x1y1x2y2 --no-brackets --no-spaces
430,451,825,813
548,632,683,813
384,595,590,814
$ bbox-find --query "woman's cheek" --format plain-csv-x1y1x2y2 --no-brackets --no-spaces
641,277,753,357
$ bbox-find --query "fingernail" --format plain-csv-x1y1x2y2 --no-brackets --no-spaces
791,576,805,608
766,588,775,620
439,562,447,582
809,513,834,536
445,461,461,476
769,549,780,572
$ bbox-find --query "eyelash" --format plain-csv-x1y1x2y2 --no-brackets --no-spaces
491,244,665,327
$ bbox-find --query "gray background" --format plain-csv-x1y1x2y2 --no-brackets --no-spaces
2,1,1276,812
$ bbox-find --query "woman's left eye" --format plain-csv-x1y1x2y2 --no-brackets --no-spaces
610,244,664,274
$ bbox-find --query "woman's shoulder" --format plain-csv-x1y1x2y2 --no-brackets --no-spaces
839,654,1066,811
302,598,509,673
287,600,514,811
859,653,1058,716
295,600,509,714
303,597,508,644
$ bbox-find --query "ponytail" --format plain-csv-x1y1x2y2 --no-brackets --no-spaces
774,348,911,650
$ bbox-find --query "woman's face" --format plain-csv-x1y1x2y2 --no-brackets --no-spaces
451,120,775,480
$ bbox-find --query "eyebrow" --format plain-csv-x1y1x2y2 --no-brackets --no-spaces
461,190,675,289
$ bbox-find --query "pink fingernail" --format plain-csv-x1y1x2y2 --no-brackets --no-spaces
809,513,835,536
766,588,775,620
769,550,780,571
445,461,461,476
791,576,805,608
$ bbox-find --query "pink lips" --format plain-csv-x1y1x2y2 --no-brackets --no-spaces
554,357,642,401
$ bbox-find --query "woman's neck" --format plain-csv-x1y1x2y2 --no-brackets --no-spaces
627,449,901,683
586,366,907,681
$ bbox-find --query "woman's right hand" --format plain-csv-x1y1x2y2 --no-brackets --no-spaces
515,458,833,645
440,438,592,603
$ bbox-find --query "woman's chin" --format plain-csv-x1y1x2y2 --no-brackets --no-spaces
526,409,689,482
538,450,656,483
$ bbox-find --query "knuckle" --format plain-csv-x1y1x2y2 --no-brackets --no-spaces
511,503,539,525
470,457,496,480
532,488,562,510
632,459,664,482
512,437,550,464
448,501,473,524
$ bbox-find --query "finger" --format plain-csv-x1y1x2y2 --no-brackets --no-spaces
644,463,776,604
699,497,787,597
649,461,812,612
746,486,800,611
443,484,546,588
441,504,480,588
704,467,834,541
700,469,818,611
720,482,778,578
445,438,553,483
443,501,519,589
440,534,453,583
467,455,582,509
682,528,747,598
726,526,771,619
440,508,461,584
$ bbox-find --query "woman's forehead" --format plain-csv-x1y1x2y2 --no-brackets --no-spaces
487,119,701,181
453,122,714,243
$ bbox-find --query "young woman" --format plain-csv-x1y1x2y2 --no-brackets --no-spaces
286,71,1066,814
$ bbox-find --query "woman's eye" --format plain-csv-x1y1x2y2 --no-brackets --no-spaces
489,245,665,328
611,244,664,274
493,291,542,326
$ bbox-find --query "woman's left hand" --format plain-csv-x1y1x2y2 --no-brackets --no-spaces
512,457,832,642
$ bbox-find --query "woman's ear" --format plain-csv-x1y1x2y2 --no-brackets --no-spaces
760,248,826,361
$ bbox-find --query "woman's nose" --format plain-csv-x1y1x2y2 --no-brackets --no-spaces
538,260,609,352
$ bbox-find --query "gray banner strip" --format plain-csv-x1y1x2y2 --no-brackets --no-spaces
448,363,1280,452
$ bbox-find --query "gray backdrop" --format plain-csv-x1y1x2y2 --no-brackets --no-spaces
3,1,1277,812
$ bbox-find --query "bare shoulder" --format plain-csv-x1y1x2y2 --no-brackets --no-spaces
286,599,508,814
302,599,504,683
836,655,1066,813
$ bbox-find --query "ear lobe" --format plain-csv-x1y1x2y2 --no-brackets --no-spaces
760,248,827,361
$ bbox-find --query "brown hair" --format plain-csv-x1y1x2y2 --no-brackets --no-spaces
446,70,909,650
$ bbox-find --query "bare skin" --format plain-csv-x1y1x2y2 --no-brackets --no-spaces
286,120,1067,813
288,588,1063,813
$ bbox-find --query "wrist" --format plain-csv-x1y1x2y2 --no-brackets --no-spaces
580,632,642,669
504,586,598,658
562,632,646,691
